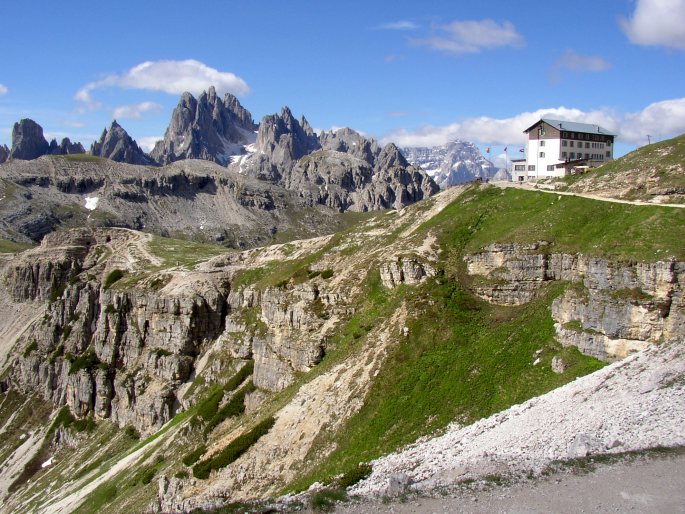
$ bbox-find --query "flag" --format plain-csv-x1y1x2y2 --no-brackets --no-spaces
486,147,490,153
519,148,525,153
503,147,508,152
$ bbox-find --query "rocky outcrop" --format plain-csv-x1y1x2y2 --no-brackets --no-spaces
0,144,9,163
401,140,496,188
150,87,257,165
7,119,85,161
256,107,320,174
380,257,437,289
49,137,85,155
90,120,155,165
464,242,685,361
10,119,50,160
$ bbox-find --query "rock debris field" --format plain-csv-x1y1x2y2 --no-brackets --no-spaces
350,340,685,499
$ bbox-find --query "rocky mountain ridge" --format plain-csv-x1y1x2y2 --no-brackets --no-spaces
8,119,85,161
150,87,257,166
90,121,154,165
1,90,438,244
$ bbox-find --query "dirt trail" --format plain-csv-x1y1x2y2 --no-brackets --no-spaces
493,180,685,208
337,451,685,514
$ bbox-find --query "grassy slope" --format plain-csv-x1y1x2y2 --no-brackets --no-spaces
284,185,683,490
560,134,685,202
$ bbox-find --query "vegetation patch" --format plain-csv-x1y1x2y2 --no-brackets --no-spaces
103,269,125,289
193,417,276,479
310,488,348,511
23,339,38,358
204,381,257,435
0,239,34,253
183,445,207,467
68,349,105,375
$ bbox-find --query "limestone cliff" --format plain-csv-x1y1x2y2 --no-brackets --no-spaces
464,242,684,361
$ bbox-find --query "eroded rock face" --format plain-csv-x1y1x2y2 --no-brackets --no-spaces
10,119,50,160
6,229,230,435
464,242,685,361
380,258,436,289
0,144,10,163
90,120,155,165
151,87,257,165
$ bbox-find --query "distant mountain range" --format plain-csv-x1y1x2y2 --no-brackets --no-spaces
0,88,439,245
400,141,510,187
0,90,511,189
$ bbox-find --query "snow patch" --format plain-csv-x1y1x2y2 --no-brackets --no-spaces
41,457,54,469
84,197,99,210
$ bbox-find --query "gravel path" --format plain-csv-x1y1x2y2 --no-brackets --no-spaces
337,450,685,513
492,180,685,208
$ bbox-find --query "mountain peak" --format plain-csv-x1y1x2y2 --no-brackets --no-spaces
90,120,154,165
150,88,256,166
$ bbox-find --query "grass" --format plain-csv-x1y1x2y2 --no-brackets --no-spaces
417,185,685,262
103,269,124,290
193,417,276,479
0,239,34,253
58,154,107,163
147,235,231,269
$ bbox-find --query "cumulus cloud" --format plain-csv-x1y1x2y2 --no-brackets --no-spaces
113,101,162,120
0,83,7,95
411,19,525,54
382,98,685,147
137,136,162,153
620,0,685,50
550,50,610,82
76,59,250,109
376,20,419,31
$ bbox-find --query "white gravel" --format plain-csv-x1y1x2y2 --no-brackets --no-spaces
352,341,685,497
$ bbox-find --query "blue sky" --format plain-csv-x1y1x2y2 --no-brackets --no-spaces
1,0,684,162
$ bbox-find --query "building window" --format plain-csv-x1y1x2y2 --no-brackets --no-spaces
569,141,574,147
562,140,568,147
540,140,545,147
562,151,568,158
570,152,575,159
514,164,525,171
547,165,555,171
585,142,590,148
585,153,589,159
528,165,536,171
606,151,611,157
539,152,545,158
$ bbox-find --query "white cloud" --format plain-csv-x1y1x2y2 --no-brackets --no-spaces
622,97,685,143
376,21,418,31
113,101,162,120
137,136,162,153
620,0,685,50
0,83,7,96
76,59,250,109
550,50,610,82
382,98,685,147
411,19,525,54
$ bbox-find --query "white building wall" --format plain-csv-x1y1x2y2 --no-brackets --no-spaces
526,138,564,179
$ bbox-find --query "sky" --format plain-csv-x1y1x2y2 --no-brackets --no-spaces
1,0,685,165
